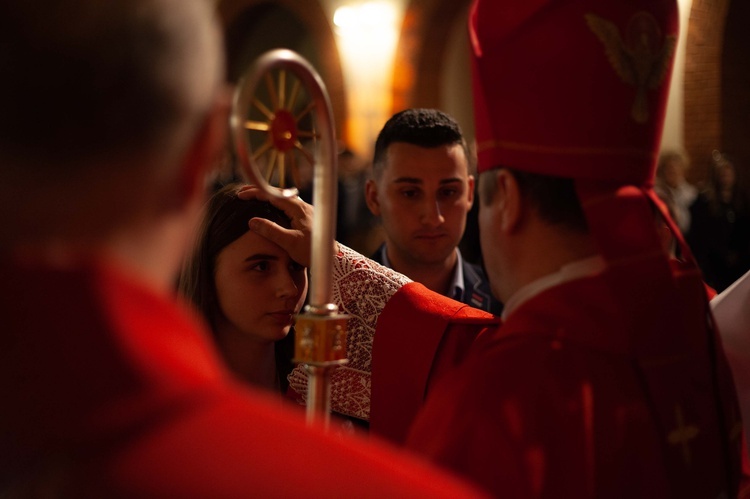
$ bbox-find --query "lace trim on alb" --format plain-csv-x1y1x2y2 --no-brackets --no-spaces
287,244,411,421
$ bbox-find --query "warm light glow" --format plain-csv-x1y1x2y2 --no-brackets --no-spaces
661,0,693,152
333,2,402,156
334,3,398,35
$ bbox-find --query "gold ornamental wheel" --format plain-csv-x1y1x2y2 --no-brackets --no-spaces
241,68,320,189
232,49,336,199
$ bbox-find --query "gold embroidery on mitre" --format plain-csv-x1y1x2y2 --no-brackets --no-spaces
667,405,700,467
585,12,677,124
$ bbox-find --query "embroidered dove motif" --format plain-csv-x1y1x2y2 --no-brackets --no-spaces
586,12,676,124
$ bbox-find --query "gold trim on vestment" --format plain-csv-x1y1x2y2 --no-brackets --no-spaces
476,139,656,159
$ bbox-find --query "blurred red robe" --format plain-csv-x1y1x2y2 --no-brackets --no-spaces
370,259,746,497
0,257,486,498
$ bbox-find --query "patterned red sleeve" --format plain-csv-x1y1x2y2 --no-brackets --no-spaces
287,244,411,421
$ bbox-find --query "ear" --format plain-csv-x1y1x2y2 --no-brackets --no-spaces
365,178,381,216
466,175,475,208
495,169,522,233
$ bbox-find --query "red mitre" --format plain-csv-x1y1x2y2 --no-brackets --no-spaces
468,0,712,360
468,0,687,268
467,5,745,490
469,0,678,186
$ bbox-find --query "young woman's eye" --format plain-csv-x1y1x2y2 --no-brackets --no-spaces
290,261,306,273
250,261,270,272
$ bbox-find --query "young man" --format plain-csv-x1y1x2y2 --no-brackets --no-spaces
253,0,746,496
366,109,502,314
0,1,485,496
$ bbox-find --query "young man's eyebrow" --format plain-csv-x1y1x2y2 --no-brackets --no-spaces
392,177,422,184
439,178,463,185
391,177,463,184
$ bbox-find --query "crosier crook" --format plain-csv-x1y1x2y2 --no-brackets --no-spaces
231,49,348,427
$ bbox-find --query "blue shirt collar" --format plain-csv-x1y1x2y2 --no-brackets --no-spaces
379,245,465,300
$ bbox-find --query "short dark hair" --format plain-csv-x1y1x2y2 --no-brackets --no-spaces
479,168,589,234
372,108,471,179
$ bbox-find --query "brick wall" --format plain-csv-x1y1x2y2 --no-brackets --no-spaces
683,0,729,186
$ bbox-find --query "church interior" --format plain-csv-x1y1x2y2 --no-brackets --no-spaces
217,0,750,284
217,0,749,188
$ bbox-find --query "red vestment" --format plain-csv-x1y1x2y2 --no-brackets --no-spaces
368,0,746,495
370,282,497,442
0,257,485,498
371,262,744,497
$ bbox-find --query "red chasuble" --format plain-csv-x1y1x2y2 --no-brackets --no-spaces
0,257,486,498
371,264,745,497
370,282,498,443
366,0,748,494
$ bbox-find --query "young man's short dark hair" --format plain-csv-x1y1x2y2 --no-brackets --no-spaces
372,108,471,179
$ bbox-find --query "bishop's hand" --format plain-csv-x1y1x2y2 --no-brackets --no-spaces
238,185,314,268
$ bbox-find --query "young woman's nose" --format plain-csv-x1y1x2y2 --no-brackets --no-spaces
275,271,299,298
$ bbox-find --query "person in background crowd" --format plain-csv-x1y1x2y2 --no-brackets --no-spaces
688,150,750,292
337,147,379,253
655,149,697,234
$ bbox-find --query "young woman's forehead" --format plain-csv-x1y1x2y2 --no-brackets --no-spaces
220,230,292,262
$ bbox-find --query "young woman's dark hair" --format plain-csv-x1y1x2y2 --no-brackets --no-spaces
179,182,302,393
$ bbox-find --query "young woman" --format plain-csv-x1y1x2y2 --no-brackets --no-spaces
179,183,307,393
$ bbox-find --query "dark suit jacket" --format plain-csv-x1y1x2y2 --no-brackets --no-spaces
370,244,503,315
